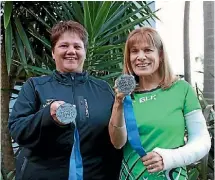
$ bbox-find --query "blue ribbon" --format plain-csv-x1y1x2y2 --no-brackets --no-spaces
69,128,83,180
123,95,147,157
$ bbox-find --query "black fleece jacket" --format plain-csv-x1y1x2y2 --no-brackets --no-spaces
9,70,122,180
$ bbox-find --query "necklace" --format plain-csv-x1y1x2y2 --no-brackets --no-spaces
135,85,160,93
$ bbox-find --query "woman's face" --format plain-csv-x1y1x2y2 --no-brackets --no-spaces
52,31,86,73
129,41,161,77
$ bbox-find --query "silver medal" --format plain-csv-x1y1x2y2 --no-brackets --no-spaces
116,74,136,95
56,103,77,124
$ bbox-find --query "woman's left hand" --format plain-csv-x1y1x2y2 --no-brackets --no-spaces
141,151,164,173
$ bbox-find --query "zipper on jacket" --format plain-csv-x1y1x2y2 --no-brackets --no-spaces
20,157,28,179
70,76,87,125
71,76,75,105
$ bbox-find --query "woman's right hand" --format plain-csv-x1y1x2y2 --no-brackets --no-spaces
115,88,126,103
114,81,126,104
50,101,65,124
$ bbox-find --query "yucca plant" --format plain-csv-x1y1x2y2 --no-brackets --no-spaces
187,84,214,180
26,1,159,85
3,1,160,84
195,84,214,180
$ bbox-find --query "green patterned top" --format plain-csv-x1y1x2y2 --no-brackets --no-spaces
120,80,201,180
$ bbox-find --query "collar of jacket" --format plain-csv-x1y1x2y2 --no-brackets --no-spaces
53,70,88,85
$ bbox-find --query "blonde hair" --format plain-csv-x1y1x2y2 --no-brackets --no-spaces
123,27,178,89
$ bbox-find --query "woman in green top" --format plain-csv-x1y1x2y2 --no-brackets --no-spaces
108,27,211,180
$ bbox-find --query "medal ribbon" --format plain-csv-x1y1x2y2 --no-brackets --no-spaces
123,95,147,157
68,127,83,180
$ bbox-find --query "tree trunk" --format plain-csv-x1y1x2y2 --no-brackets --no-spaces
203,1,214,104
1,40,16,178
183,1,191,84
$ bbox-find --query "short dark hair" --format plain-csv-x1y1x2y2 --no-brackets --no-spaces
50,20,88,50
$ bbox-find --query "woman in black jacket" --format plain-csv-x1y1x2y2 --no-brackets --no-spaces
9,20,122,180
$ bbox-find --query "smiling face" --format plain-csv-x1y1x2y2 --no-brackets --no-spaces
52,31,86,73
124,27,176,89
124,29,163,79
130,42,161,77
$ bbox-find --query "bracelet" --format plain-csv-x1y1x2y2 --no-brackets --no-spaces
110,121,126,129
